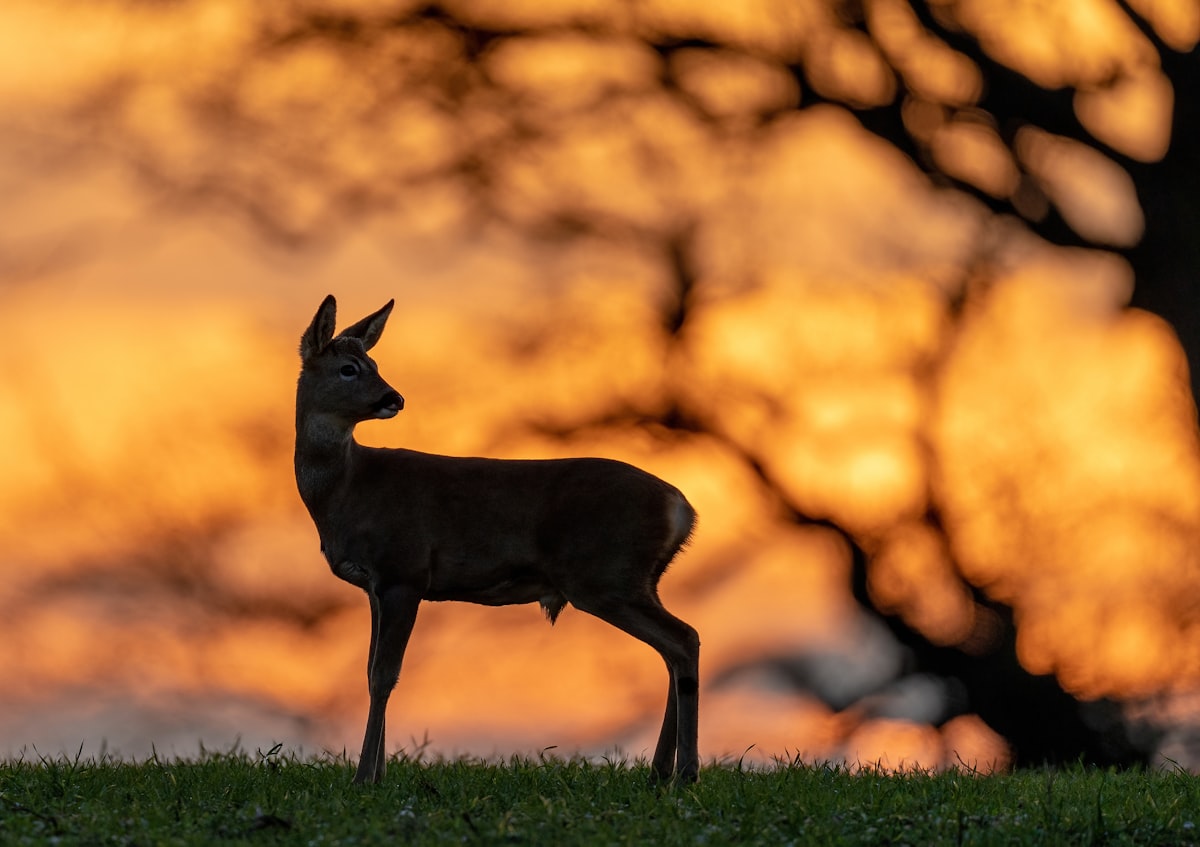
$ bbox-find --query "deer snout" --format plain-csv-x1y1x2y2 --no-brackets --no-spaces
373,389,404,419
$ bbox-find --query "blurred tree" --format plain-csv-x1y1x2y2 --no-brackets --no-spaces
34,0,1198,764
847,1,1200,405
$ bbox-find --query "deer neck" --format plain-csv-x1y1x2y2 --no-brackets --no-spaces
294,410,358,511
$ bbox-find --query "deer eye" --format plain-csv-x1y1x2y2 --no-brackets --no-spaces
339,363,359,380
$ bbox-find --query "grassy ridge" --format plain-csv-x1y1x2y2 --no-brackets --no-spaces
0,750,1196,845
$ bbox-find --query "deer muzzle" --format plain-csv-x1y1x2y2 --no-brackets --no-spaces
373,390,404,419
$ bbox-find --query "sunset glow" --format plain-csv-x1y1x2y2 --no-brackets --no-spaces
2,0,1199,772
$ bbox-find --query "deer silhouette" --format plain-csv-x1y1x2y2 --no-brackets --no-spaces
294,295,700,783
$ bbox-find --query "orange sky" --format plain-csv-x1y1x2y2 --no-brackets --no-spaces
1,0,1199,772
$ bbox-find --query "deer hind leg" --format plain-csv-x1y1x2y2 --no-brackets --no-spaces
577,595,700,783
652,665,680,780
356,585,421,784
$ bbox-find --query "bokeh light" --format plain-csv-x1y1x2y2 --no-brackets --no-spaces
2,0,1198,771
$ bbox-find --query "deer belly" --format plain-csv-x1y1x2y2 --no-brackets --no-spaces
424,564,557,607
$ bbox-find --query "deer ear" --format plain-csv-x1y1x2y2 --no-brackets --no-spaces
337,299,394,351
300,294,338,361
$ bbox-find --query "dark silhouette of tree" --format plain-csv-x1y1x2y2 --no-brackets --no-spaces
853,1,1200,407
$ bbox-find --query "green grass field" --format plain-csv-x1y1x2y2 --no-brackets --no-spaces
0,748,1196,846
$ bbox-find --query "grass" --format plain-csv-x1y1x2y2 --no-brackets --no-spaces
0,747,1196,846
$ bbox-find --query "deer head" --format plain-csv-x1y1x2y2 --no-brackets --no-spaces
297,294,404,425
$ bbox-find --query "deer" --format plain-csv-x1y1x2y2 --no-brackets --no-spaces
294,295,701,784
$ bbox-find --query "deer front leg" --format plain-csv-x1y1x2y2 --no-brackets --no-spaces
355,584,421,784
364,590,384,781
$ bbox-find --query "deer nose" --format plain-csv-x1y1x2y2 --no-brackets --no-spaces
373,390,404,418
